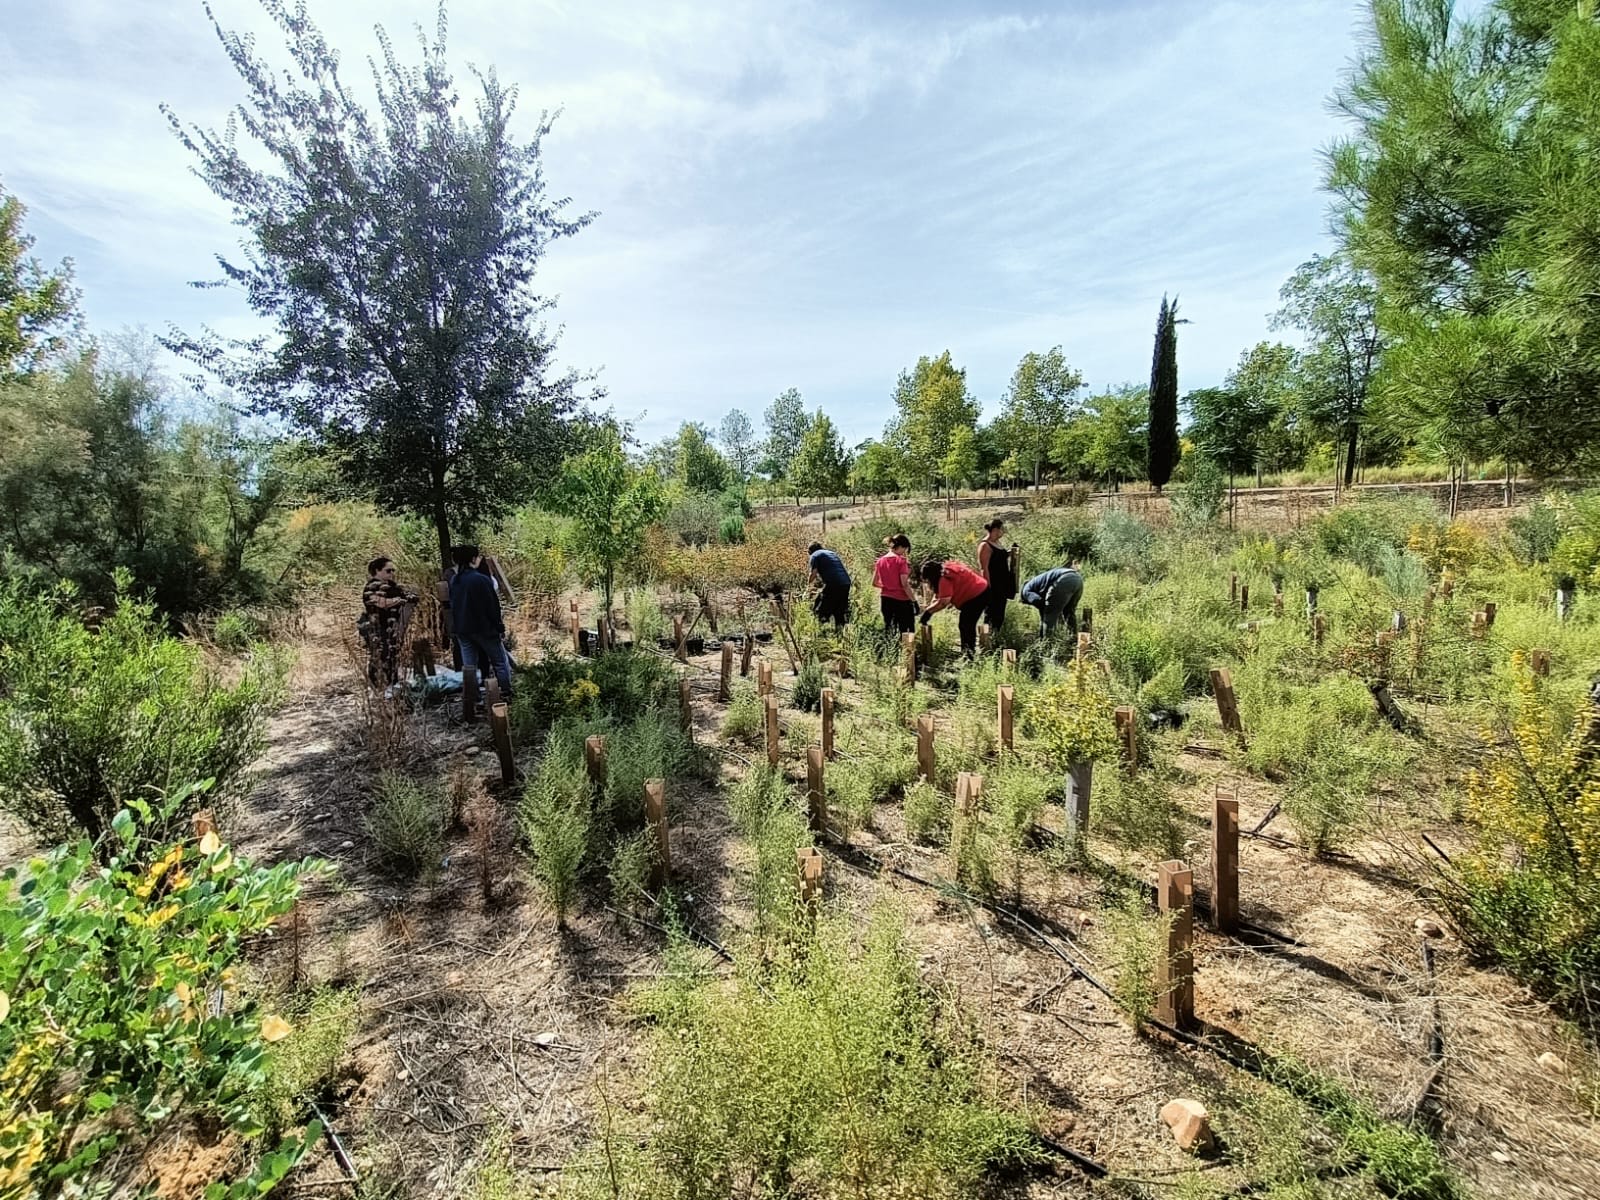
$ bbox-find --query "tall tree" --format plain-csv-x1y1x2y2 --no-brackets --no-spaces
164,1,594,572
789,410,849,502
0,182,79,377
1272,253,1382,487
887,351,981,492
762,388,808,485
670,421,730,494
940,426,979,499
1054,384,1149,491
1328,0,1600,474
1228,342,1304,479
848,439,902,498
552,426,665,614
718,408,757,480
1147,296,1181,491
998,347,1086,486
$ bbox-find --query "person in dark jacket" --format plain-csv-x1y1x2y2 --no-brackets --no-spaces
1019,565,1084,638
449,544,513,699
807,542,852,628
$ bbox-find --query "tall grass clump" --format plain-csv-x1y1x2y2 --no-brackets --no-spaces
521,751,592,928
1091,509,1155,576
722,683,763,743
562,908,1038,1199
729,767,812,938
0,576,279,852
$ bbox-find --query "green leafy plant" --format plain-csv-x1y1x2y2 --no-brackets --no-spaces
252,987,359,1137
0,787,322,1196
1027,658,1120,769
722,683,764,743
903,780,948,843
0,577,279,852
792,656,827,713
521,756,592,929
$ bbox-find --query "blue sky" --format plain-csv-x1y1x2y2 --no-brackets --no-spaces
1,0,1370,447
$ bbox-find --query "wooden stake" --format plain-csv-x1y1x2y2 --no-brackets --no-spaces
1156,860,1196,1030
998,685,1015,753
1273,592,1284,618
1114,705,1137,771
596,615,609,652
758,660,773,697
1002,647,1017,671
678,678,694,737
950,772,982,880
674,614,688,662
978,623,991,652
1470,611,1488,638
836,651,849,680
919,621,934,662
821,688,836,760
1211,786,1239,934
901,631,917,684
797,846,824,914
916,714,935,784
485,675,503,711
585,735,607,798
1229,573,1238,606
806,746,827,832
1081,606,1094,635
1312,612,1326,647
741,633,755,677
1076,632,1092,662
719,642,734,701
1209,667,1244,741
1530,648,1551,677
1483,601,1497,628
644,779,669,888
462,661,480,723
1239,583,1249,612
570,597,579,617
570,614,582,654
489,702,516,786
765,695,781,768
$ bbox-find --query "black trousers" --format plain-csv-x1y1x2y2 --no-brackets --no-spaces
957,588,990,657
881,596,915,633
814,583,851,628
984,592,1009,631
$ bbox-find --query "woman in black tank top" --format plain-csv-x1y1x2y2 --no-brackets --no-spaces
978,518,1018,633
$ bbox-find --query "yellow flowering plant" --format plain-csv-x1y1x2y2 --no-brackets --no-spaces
1451,655,1600,1005
0,783,324,1196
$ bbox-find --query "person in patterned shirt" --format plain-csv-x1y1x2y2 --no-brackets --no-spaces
361,556,414,687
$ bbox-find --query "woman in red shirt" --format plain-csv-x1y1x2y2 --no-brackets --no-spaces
872,534,916,633
918,558,991,658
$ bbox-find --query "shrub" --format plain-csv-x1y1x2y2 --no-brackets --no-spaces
623,588,668,646
1138,660,1189,714
1103,884,1172,1024
252,986,359,1137
1507,501,1562,565
1311,496,1439,573
213,608,268,652
1171,455,1225,528
0,578,279,851
521,755,592,928
604,712,695,834
826,758,876,835
1092,509,1155,575
1026,658,1120,770
1016,508,1096,565
567,908,1038,1198
722,684,763,743
661,492,725,548
1095,738,1186,858
718,513,746,544
365,773,447,880
904,780,948,843
607,829,656,912
792,656,827,713
0,789,321,1197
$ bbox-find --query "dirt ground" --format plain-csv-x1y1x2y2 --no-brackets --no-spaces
224,598,1600,1200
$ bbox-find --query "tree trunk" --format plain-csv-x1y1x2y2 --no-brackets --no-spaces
431,493,452,577
1343,423,1358,489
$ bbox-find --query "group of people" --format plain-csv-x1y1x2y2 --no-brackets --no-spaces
360,546,514,698
807,518,1084,658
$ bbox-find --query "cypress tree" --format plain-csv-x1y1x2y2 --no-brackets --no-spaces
1147,295,1180,491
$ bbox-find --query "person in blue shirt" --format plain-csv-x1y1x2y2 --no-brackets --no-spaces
449,544,514,700
1019,565,1084,638
807,542,852,628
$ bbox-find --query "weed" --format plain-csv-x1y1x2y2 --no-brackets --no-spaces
904,779,949,843
792,655,827,712
827,757,877,835
1094,739,1188,859
252,986,359,1136
603,711,695,835
366,772,447,880
723,683,763,743
521,756,591,928
1103,884,1172,1024
607,829,656,912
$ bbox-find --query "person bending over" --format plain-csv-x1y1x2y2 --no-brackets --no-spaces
872,534,915,633
1019,565,1084,638
918,557,990,659
807,541,852,629
449,544,514,700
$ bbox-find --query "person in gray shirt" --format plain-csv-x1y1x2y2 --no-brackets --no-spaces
1019,565,1084,638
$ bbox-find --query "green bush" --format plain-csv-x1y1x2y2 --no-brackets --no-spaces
213,608,268,652
1507,500,1563,565
792,656,827,713
0,788,320,1195
564,908,1038,1198
1102,884,1172,1024
904,780,948,843
0,578,279,851
520,754,592,928
1311,495,1439,573
722,684,763,743
1091,509,1155,575
365,773,447,879
1171,455,1225,528
1016,508,1096,565
603,712,695,834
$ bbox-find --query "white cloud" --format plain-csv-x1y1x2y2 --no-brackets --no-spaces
2,0,1367,445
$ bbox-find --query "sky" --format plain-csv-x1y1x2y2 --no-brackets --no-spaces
1,0,1374,447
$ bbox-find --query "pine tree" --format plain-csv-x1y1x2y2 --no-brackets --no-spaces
1146,296,1180,491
